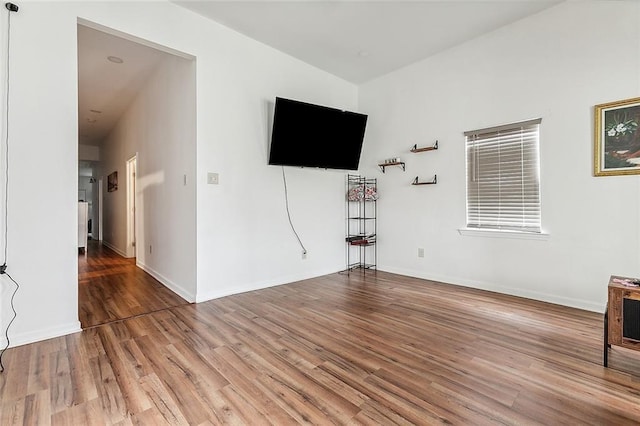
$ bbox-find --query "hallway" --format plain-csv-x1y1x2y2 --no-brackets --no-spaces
78,240,190,328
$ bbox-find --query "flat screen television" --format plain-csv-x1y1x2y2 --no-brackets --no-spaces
268,97,368,170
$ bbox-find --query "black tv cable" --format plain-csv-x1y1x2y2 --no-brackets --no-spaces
281,167,307,256
0,2,20,373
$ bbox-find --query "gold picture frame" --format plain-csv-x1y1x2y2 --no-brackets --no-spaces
594,96,640,176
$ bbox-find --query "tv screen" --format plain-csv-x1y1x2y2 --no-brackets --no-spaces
269,97,367,170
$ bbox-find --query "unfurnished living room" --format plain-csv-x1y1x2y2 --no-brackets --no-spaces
1,0,640,424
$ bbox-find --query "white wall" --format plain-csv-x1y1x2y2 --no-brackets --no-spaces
79,144,99,161
0,3,80,346
186,18,358,301
359,0,640,312
0,1,357,346
101,53,197,301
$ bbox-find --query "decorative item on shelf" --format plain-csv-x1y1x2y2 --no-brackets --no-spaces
347,183,378,201
383,157,401,163
410,140,439,153
350,239,374,246
346,234,376,246
378,157,405,173
412,175,437,185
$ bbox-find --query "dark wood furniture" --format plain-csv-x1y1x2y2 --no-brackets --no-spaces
605,275,640,367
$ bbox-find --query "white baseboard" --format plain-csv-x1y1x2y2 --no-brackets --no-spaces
93,242,193,302
1,321,82,348
377,265,605,313
102,241,126,257
136,261,196,303
196,266,340,303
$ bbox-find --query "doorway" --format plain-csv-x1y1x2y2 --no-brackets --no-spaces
77,22,197,328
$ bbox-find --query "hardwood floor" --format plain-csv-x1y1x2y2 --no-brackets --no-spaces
78,240,189,328
3,270,640,424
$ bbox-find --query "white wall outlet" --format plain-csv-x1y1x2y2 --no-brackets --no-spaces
302,251,307,260
418,248,425,258
207,172,219,185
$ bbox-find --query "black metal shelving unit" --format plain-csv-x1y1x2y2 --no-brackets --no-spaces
345,174,377,272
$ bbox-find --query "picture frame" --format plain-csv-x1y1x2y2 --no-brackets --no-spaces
107,171,118,192
594,96,640,176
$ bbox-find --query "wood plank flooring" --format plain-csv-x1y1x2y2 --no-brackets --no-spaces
3,270,640,424
79,240,189,328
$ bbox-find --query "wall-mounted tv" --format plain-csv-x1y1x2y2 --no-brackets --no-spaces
268,97,368,171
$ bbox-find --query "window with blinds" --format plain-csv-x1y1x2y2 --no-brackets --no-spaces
465,118,541,233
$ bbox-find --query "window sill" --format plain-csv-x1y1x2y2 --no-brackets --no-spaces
458,228,550,241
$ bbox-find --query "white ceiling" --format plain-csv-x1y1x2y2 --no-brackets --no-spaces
78,1,562,146
173,0,562,84
77,24,170,146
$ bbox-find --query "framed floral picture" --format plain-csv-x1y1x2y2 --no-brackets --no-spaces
594,97,640,176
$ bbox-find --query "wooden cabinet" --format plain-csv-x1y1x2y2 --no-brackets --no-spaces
604,275,640,366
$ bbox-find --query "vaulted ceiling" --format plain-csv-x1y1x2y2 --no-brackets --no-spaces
77,24,169,146
173,0,562,84
78,1,562,146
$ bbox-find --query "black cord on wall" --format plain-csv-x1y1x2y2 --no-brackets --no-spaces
0,2,19,374
0,272,18,372
281,167,307,256
2,3,13,267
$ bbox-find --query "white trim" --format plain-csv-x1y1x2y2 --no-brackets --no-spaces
77,19,196,61
458,228,550,241
98,178,103,241
126,155,137,259
196,267,341,303
377,265,604,313
102,240,127,257
465,121,542,233
136,260,196,303
1,321,81,348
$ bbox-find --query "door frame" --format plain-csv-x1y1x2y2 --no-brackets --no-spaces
97,177,103,241
126,154,137,258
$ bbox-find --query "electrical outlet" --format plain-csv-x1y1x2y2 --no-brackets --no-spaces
207,172,219,185
418,248,425,258
302,252,307,260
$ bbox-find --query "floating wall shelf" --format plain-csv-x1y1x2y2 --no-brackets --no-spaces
378,161,405,173
410,140,438,153
412,175,437,185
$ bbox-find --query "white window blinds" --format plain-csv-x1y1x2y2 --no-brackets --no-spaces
465,119,541,233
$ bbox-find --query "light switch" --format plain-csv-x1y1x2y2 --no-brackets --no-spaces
207,172,219,185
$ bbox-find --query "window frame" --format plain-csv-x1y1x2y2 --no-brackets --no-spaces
463,118,543,234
